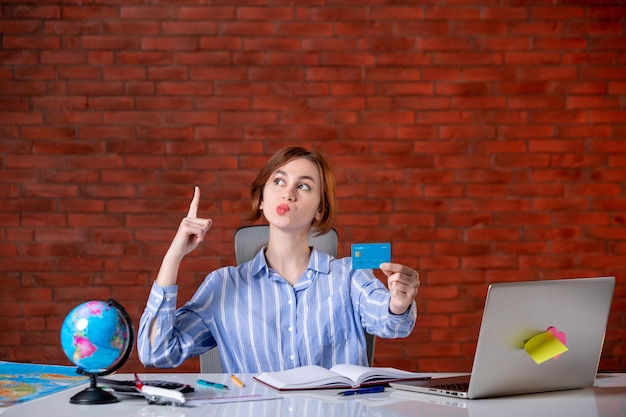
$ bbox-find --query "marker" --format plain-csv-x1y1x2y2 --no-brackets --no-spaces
230,374,245,388
337,385,385,396
197,379,229,390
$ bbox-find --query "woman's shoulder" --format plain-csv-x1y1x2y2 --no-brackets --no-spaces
202,264,248,283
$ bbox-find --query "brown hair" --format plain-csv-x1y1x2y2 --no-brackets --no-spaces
245,146,336,236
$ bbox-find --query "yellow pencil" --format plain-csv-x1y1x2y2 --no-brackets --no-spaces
230,374,245,388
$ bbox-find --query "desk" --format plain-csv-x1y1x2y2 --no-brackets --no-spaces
2,373,625,417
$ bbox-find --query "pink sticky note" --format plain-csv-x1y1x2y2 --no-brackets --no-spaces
547,327,567,359
524,327,569,364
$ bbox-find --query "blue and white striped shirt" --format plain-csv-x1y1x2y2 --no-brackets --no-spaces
137,248,417,373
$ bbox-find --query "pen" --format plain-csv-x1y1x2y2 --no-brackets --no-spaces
197,379,229,390
230,374,245,388
337,385,385,396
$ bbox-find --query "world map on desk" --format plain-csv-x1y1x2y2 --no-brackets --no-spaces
0,361,87,406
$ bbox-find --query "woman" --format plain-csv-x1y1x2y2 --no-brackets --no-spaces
137,146,420,373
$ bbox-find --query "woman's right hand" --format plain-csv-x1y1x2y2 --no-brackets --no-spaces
167,186,213,260
155,186,212,287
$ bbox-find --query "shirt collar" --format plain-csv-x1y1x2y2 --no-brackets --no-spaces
248,247,333,280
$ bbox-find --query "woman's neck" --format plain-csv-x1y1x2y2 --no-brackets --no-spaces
264,228,311,286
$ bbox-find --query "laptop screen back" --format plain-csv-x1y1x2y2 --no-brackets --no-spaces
467,276,615,399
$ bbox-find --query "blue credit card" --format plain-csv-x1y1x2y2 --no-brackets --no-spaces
351,242,391,270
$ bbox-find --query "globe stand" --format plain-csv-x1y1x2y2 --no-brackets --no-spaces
70,374,119,405
62,298,135,405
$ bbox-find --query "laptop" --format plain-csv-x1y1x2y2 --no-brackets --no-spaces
391,276,615,399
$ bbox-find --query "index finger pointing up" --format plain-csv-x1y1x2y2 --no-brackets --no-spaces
187,186,200,218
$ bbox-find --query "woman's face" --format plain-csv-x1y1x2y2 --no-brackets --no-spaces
260,157,322,232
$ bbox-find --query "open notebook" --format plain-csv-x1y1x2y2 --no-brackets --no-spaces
254,364,427,390
391,277,615,399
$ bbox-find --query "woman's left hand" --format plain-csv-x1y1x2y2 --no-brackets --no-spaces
380,263,420,315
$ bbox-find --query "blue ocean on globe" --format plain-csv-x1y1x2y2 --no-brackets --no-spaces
60,300,130,374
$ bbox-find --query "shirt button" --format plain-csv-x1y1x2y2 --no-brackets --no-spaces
290,355,295,360
165,296,171,302
288,326,293,332
288,300,293,305
307,271,312,278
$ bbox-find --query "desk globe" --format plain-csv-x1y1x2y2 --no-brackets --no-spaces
60,299,134,404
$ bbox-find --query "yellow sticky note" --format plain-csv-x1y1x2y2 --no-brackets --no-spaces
524,330,569,364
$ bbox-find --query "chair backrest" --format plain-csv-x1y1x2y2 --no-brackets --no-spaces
200,225,375,373
234,225,339,265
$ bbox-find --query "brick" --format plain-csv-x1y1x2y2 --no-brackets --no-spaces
47,111,102,125
569,184,622,197
252,96,307,110
1,257,59,272
564,52,622,65
3,35,60,50
520,66,578,81
396,21,448,38
311,98,368,112
198,37,242,51
142,37,199,51
63,5,119,19
14,66,56,80
362,110,414,124
589,7,626,20
373,6,424,20
506,51,562,65
378,52,430,66
553,154,606,169
417,111,472,124
362,37,415,52
528,139,585,153
232,51,266,66
161,21,217,35
320,52,375,66
335,21,394,37
589,110,626,123
590,169,626,182
508,96,564,109
0,20,41,35
40,50,86,64
520,255,577,270
179,6,235,20
587,227,623,239
589,38,626,50
220,22,275,36
494,241,548,254
365,68,422,81
569,22,622,36
611,155,626,168
103,67,146,80
116,51,173,65
136,97,195,111
559,125,611,138
156,81,214,95
57,66,102,80
495,154,551,168
275,22,333,37
269,52,321,66
148,66,188,80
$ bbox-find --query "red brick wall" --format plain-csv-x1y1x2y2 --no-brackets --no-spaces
1,1,625,375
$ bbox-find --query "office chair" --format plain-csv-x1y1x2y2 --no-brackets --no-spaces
199,225,375,373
